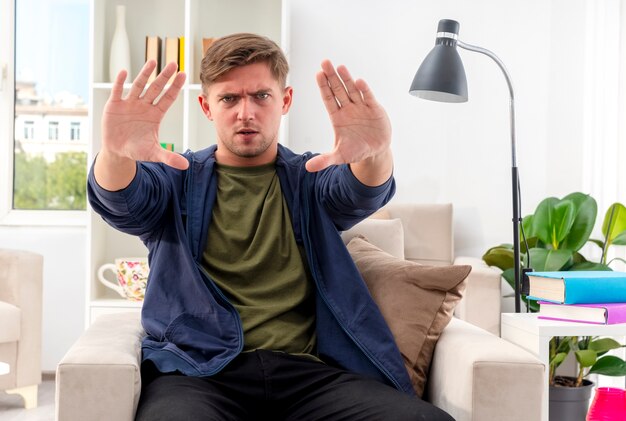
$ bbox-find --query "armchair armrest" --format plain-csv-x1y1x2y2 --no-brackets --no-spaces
56,312,144,421
0,248,43,388
426,317,544,421
453,256,502,336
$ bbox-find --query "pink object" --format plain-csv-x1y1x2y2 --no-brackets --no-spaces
538,301,626,325
587,387,626,420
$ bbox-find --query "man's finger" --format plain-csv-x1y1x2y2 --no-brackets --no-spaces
305,153,339,173
337,65,362,104
142,74,168,104
155,72,186,112
155,148,189,170
316,71,340,114
355,79,377,107
320,60,350,107
143,62,179,104
109,70,127,101
128,60,157,99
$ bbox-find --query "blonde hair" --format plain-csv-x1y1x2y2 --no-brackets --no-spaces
199,33,289,92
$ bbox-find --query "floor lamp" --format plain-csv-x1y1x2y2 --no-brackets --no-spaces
409,19,523,312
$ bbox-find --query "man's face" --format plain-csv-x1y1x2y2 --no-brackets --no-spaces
199,61,293,166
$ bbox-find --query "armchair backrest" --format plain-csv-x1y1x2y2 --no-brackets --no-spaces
383,203,453,266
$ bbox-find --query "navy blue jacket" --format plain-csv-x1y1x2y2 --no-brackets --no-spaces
88,144,414,395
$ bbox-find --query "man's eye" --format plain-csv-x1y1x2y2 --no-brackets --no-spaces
256,93,270,100
221,96,235,103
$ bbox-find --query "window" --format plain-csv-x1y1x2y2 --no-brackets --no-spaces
48,121,59,140
23,121,34,140
3,0,90,214
70,122,81,141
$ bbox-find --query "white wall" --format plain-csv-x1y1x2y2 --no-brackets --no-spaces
4,0,620,371
288,0,590,259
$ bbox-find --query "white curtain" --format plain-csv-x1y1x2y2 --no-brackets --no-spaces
581,0,625,270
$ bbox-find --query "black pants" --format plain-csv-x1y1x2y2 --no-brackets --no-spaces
135,350,454,421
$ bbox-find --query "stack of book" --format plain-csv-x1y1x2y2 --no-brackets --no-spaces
145,36,184,84
527,271,626,325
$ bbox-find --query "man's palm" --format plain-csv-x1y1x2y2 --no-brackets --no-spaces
102,61,189,170
306,60,391,173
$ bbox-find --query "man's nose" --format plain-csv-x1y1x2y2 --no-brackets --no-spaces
237,98,255,121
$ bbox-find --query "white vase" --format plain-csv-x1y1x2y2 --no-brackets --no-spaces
109,5,131,82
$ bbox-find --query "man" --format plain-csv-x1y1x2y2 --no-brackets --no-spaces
89,33,453,420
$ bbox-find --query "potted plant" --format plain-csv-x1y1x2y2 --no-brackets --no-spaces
483,192,626,311
483,192,626,419
549,336,626,420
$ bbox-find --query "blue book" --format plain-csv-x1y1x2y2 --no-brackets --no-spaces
526,271,626,304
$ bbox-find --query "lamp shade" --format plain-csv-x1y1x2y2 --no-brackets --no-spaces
409,19,468,103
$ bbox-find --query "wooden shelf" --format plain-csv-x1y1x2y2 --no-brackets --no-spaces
86,0,289,325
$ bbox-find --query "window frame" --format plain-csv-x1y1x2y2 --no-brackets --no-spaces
0,0,86,226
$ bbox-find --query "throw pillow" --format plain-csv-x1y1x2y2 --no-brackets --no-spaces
341,218,405,259
347,235,470,396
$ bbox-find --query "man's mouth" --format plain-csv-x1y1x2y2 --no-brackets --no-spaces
237,128,259,136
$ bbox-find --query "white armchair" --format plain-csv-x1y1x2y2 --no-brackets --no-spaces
57,203,545,421
0,248,43,409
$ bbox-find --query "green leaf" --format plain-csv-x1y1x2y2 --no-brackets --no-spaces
552,200,577,246
569,262,613,271
555,337,572,354
532,197,560,246
525,297,540,312
602,203,626,243
528,248,572,271
501,268,515,288
546,250,573,271
522,215,535,238
561,193,597,251
589,239,605,249
612,230,626,246
576,336,590,350
532,197,577,249
482,247,514,271
501,268,539,312
608,257,626,267
527,248,549,271
520,237,539,253
589,355,626,376
589,338,622,353
575,349,597,368
551,352,567,367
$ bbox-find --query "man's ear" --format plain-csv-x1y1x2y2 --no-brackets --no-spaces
282,86,293,115
198,94,213,120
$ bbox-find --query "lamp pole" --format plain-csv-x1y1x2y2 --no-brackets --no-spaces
455,40,522,313
410,20,523,312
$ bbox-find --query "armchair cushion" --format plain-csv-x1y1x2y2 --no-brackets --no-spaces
347,236,471,396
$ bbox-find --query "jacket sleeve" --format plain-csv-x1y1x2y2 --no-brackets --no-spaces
313,164,395,231
87,160,180,241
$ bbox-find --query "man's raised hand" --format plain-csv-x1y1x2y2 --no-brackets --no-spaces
305,60,392,181
101,60,189,171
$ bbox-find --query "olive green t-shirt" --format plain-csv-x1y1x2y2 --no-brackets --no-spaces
201,162,316,355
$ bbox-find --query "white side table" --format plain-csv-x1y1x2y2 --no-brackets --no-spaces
0,361,9,375
501,312,626,421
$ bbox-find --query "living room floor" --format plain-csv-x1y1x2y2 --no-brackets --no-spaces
0,373,54,421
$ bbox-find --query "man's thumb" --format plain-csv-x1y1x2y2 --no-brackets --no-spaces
305,154,335,173
159,150,189,170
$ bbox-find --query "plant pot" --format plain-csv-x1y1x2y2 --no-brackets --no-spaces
549,377,594,421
